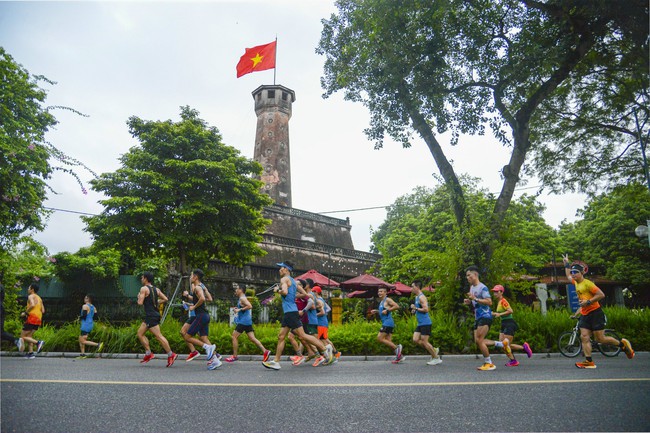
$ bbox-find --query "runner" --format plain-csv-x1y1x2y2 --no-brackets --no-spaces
262,261,333,370
290,278,318,366
77,294,104,358
180,269,221,370
491,285,532,366
1,282,24,352
562,255,634,368
463,266,511,371
20,283,45,359
224,283,271,363
410,280,441,366
314,286,340,365
181,274,217,363
136,271,178,367
370,287,403,363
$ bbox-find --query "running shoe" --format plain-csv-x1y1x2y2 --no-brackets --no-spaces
207,356,222,370
391,354,405,364
477,363,496,371
26,352,36,360
396,344,402,358
16,338,24,352
97,342,104,353
505,359,520,367
305,354,317,361
205,344,216,360
292,355,305,366
523,342,533,358
225,355,238,363
312,356,325,367
334,352,341,363
433,347,440,358
621,338,635,359
215,352,223,360
186,350,200,362
427,357,442,366
76,355,88,359
575,360,596,369
263,349,271,362
324,344,334,365
140,352,155,364
36,340,45,354
166,353,178,367
262,360,281,370
502,339,512,357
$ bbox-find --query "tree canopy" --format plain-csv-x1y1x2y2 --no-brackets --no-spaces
0,47,94,251
83,106,273,274
318,0,648,274
558,182,650,288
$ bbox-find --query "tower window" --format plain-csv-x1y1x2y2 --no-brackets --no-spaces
268,90,275,98
282,92,288,101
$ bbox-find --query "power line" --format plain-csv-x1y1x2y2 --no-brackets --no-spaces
44,206,97,216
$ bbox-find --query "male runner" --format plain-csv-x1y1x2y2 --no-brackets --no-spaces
136,272,178,367
20,283,45,359
225,283,271,363
262,261,333,370
290,278,319,366
562,255,634,368
314,286,340,365
410,280,441,365
371,287,403,363
180,269,220,370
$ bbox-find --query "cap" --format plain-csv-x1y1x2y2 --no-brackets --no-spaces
312,286,322,294
491,285,504,292
276,262,293,271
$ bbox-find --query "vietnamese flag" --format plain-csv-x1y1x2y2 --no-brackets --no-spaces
236,41,276,78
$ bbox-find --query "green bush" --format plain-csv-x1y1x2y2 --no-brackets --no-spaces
2,307,647,355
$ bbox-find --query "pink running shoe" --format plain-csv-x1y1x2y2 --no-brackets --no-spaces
505,359,519,367
225,355,238,363
523,342,533,358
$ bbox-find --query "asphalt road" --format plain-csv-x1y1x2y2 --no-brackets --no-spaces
1,352,649,433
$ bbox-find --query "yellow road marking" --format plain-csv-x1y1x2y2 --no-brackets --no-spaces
1,378,649,387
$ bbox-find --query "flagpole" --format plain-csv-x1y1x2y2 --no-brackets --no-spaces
274,36,277,85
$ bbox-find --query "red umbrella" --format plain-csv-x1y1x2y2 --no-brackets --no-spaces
340,274,395,291
346,290,374,298
294,269,340,287
392,281,412,295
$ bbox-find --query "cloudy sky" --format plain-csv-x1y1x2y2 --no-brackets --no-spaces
1,1,585,255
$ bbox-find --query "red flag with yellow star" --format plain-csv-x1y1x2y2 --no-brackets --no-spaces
236,41,276,78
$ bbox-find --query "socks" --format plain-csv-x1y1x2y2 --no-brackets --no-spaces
494,341,504,348
485,357,492,364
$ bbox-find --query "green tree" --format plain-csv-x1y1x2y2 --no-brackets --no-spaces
372,181,558,311
52,246,122,300
318,0,647,274
0,47,94,250
83,106,272,275
558,183,650,288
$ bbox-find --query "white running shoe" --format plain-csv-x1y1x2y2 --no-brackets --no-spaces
207,356,222,370
427,357,442,366
205,344,216,360
262,360,281,370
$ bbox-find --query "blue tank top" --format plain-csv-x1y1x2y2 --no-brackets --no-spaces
236,297,253,325
378,299,395,327
415,294,432,326
317,296,329,327
281,277,298,313
80,304,95,332
307,293,319,325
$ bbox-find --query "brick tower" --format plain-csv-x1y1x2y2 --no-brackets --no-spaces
252,84,295,207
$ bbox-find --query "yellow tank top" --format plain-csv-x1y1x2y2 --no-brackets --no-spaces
26,294,43,325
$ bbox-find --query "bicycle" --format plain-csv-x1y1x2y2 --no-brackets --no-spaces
557,318,622,358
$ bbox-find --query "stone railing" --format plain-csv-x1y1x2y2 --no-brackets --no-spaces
260,234,380,262
265,205,351,228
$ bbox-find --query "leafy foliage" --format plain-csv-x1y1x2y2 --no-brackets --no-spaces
83,106,273,274
0,47,94,250
558,183,650,288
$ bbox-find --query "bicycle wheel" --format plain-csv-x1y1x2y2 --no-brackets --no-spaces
597,329,622,357
558,331,582,358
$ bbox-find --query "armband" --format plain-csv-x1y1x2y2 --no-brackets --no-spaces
564,263,571,269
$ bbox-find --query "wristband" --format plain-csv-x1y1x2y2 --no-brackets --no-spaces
564,263,570,269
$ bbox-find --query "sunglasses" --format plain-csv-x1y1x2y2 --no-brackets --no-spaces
570,270,581,274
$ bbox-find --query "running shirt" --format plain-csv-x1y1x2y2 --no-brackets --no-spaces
378,298,395,327
235,296,253,326
26,294,43,326
281,277,298,313
470,283,492,319
192,283,208,315
143,285,161,319
317,295,329,327
496,298,513,320
295,296,309,324
574,278,601,315
414,294,432,326
306,293,319,326
80,304,95,333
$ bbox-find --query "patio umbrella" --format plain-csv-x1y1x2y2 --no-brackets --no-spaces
340,274,395,291
346,290,374,298
391,281,412,295
294,269,340,287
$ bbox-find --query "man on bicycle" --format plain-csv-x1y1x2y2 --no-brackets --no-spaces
563,255,634,368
